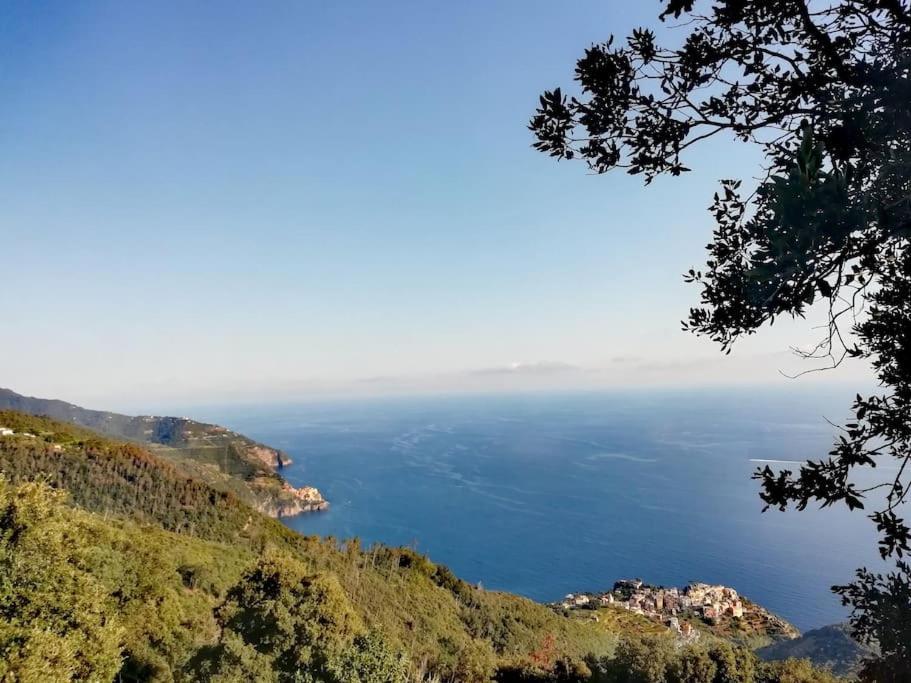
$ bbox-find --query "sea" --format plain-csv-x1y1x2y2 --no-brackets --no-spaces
203,387,887,632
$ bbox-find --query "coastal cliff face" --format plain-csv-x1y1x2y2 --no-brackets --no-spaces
242,444,328,517
248,444,289,469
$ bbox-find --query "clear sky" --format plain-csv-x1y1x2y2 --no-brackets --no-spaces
0,1,869,410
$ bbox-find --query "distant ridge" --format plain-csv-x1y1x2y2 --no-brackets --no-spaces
757,622,875,677
0,387,326,516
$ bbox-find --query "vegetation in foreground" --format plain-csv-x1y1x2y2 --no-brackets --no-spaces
0,411,839,681
530,1,911,678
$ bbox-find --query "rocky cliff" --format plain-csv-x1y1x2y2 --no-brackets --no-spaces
256,482,330,518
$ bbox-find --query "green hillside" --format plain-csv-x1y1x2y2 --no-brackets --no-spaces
0,410,840,682
0,411,260,542
0,387,325,517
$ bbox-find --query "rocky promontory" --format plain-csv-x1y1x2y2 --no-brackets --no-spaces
0,387,328,518
255,481,329,518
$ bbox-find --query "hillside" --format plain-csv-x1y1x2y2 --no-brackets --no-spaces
0,409,844,682
757,623,875,678
0,411,615,681
0,411,262,542
0,387,325,517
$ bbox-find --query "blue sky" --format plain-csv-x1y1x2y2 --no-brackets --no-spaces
0,1,868,408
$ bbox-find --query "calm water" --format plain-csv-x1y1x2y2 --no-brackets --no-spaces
206,388,886,631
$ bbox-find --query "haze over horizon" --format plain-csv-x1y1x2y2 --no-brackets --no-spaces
1,1,870,407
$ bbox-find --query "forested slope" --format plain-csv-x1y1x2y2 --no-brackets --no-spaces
0,410,839,682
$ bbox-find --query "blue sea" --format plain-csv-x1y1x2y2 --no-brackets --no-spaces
204,388,886,632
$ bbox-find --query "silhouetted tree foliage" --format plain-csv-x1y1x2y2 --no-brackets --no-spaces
530,1,911,679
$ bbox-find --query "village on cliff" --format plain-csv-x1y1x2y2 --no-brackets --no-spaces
554,580,758,643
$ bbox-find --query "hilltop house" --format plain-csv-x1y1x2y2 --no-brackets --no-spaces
561,593,592,609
